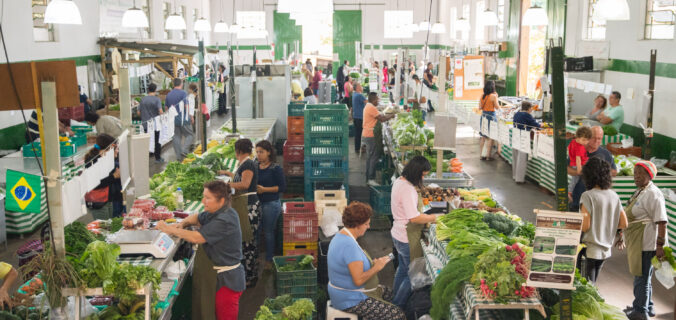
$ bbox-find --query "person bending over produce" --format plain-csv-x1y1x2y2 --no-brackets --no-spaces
617,161,668,320
84,134,124,219
363,92,395,186
327,202,405,320
390,156,442,308
578,157,627,283
156,181,245,320
218,138,260,287
255,140,286,265
0,262,18,309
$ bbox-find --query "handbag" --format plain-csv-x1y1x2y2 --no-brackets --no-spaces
85,187,109,203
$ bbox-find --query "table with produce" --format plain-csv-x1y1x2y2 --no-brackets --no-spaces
417,187,629,320
381,109,473,188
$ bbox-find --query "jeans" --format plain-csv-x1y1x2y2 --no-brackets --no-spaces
583,257,605,284
392,237,411,308
569,178,586,212
363,137,377,180
260,200,282,261
153,130,162,160
632,251,656,317
112,202,126,218
173,124,194,162
353,119,363,152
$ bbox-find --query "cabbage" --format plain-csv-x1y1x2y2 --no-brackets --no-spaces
599,302,628,320
415,131,427,145
425,128,435,140
572,292,603,320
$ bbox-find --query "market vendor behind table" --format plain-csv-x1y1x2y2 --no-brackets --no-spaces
596,91,624,131
156,180,245,320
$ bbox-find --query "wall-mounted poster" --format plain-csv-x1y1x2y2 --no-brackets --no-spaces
463,58,484,90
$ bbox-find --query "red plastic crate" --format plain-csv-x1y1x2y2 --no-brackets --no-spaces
284,162,304,177
283,141,304,163
287,132,304,145
283,202,316,214
58,105,85,122
283,213,319,243
287,116,305,135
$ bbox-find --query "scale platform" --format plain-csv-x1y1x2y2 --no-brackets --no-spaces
111,230,175,258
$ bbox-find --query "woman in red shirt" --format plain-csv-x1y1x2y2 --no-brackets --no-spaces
382,61,389,93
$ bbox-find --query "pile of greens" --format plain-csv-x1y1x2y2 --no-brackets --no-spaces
254,297,315,320
614,155,642,176
482,212,520,236
149,161,215,209
602,125,618,136
277,255,314,272
65,222,104,256
103,264,161,305
391,113,427,146
547,270,625,320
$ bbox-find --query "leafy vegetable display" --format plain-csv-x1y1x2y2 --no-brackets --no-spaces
482,212,520,236
150,161,215,209
614,155,641,176
471,243,535,302
254,297,315,320
103,264,161,305
72,241,121,288
65,222,104,256
277,255,314,272
545,270,625,320
602,125,618,136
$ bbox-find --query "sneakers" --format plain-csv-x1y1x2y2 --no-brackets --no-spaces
624,306,655,318
155,158,166,163
367,180,379,187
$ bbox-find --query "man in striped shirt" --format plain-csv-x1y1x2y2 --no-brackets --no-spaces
26,110,73,143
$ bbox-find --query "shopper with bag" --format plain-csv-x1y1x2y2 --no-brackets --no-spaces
84,134,123,219
156,180,245,320
617,161,668,320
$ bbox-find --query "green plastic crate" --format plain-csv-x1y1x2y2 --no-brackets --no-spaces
274,255,317,298
303,104,348,135
22,141,75,157
304,134,349,158
72,134,87,147
369,185,392,215
288,101,307,117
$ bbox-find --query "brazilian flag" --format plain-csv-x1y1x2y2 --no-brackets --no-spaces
5,170,42,213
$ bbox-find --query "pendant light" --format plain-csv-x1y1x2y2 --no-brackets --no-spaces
482,0,499,26
229,0,240,34
593,0,630,21
194,1,211,32
431,21,446,34
419,0,430,31
522,4,549,26
456,17,470,31
44,0,82,25
214,0,229,33
122,0,149,28
165,1,186,30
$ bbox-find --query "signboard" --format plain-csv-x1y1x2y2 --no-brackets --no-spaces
511,127,521,151
536,133,555,163
463,58,484,90
527,210,584,290
518,129,532,154
453,56,484,101
433,115,457,149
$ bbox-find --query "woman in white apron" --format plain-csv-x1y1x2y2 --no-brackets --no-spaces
156,181,245,320
616,161,668,320
327,202,406,320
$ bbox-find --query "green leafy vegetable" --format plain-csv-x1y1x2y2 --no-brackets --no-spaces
278,255,315,272
103,264,161,305
73,241,121,287
65,222,102,256
263,295,294,310
482,212,520,236
282,298,315,320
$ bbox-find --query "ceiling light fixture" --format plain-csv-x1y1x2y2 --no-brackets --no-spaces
194,1,211,32
214,0,228,33
522,4,549,26
431,21,446,34
165,1,186,30
122,0,149,28
44,0,82,25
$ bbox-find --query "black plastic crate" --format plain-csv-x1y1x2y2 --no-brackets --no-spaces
318,240,331,286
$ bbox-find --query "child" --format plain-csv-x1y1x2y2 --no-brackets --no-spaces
568,126,593,199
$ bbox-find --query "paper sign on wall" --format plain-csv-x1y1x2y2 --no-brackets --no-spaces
527,210,584,290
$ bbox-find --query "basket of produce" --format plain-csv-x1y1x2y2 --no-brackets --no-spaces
273,255,317,298
255,295,316,320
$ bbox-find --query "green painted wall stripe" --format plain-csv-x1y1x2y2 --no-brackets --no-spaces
363,44,451,50
605,59,676,79
9,54,101,67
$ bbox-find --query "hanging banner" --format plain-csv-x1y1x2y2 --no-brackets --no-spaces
511,127,521,151
489,120,499,141
519,129,532,154
536,133,555,163
527,210,584,290
6,170,42,213
499,122,511,146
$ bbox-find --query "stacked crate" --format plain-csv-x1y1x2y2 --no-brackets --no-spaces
285,101,307,197
303,104,350,201
282,202,319,261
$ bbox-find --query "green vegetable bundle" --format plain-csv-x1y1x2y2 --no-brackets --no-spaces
254,297,315,320
277,255,315,272
65,222,103,256
71,241,121,288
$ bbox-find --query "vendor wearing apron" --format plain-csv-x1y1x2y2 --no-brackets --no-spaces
156,180,245,320
220,138,260,288
390,156,442,308
327,202,406,320
616,161,668,320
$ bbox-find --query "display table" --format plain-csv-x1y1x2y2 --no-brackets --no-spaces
221,118,276,142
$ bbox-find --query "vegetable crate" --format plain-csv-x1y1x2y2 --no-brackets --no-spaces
274,255,318,299
283,141,304,163
304,179,349,201
304,104,349,136
369,185,392,215
283,242,318,264
283,202,319,243
287,116,305,135
285,177,305,196
288,101,307,117
287,132,305,145
72,134,87,147
314,190,347,217
304,134,349,158
284,162,305,177
304,157,349,180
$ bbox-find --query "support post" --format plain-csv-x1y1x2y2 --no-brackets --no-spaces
118,68,135,206
393,48,402,105
41,81,66,257
644,50,656,159
198,40,208,154
229,43,237,133
252,45,257,119
550,44,572,320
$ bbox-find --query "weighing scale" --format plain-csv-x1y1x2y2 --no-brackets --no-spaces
111,230,175,258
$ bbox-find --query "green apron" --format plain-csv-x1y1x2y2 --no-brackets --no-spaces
406,193,426,262
625,187,651,277
330,229,390,303
232,192,254,243
192,245,217,320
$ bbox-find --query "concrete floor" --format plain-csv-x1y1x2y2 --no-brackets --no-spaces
1,115,673,319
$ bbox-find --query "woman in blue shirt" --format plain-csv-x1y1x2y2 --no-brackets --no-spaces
255,140,286,264
512,101,541,183
327,202,405,319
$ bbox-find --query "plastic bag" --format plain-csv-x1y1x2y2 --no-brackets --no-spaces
654,260,675,289
408,258,433,290
320,208,342,237
650,157,668,169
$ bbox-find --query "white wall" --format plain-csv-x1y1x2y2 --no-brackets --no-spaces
565,0,676,139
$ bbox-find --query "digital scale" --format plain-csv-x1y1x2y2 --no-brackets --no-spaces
111,230,175,258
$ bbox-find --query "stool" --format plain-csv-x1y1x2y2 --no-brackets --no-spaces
326,300,358,320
